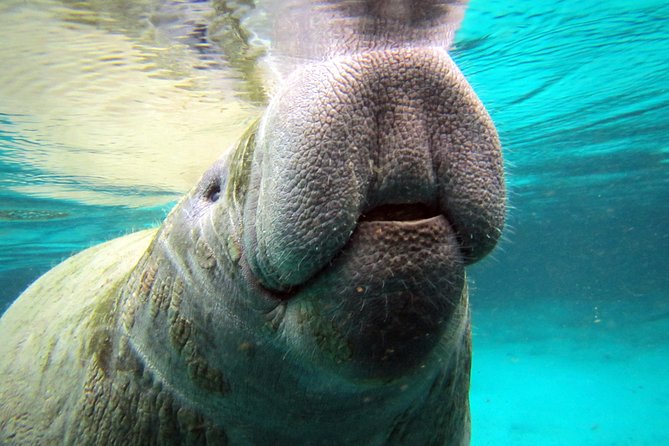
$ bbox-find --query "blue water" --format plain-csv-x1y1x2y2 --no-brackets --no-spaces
1,0,667,444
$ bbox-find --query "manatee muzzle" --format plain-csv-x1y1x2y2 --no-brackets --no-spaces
242,47,504,374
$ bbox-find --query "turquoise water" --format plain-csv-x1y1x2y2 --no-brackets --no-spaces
457,1,669,444
1,0,668,444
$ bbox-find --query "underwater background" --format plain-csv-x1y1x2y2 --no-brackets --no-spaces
0,0,667,444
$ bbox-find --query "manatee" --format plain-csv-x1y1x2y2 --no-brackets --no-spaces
0,1,504,445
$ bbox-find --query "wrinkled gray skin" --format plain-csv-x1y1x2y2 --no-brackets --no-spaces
0,1,504,445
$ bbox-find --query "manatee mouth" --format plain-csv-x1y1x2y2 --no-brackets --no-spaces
359,203,440,223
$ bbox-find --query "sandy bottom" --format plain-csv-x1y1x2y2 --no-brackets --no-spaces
470,296,669,445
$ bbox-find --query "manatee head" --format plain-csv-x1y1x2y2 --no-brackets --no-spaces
124,46,503,442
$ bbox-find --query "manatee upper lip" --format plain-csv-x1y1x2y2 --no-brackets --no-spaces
244,48,505,292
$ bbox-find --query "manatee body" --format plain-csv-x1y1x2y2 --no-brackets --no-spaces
0,2,504,445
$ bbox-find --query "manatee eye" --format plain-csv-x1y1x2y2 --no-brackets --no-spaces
205,180,222,203
200,163,228,205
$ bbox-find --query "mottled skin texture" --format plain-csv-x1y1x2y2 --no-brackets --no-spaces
0,7,504,446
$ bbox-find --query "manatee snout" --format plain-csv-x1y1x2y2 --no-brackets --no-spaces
240,47,504,376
